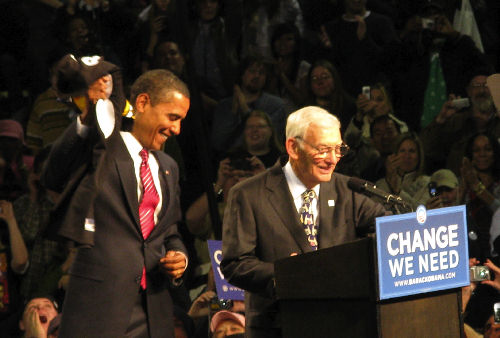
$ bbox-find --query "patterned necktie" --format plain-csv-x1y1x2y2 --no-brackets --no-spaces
138,148,160,289
300,189,318,250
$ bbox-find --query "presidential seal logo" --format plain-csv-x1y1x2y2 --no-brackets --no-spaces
416,205,427,224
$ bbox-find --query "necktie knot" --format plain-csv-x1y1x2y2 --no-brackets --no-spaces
139,148,149,164
301,189,317,204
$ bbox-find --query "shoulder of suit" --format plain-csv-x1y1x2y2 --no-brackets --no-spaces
153,150,178,168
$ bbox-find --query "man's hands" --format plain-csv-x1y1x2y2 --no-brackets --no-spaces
159,251,186,280
79,74,112,125
22,306,47,338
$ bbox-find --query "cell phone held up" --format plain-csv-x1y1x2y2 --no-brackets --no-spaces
428,182,438,198
495,302,500,324
362,86,371,100
451,98,470,110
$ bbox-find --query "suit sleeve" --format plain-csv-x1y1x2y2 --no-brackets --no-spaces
221,185,275,298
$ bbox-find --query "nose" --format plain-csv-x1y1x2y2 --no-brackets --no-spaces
170,121,181,135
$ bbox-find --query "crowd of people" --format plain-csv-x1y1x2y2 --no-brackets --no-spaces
0,0,500,337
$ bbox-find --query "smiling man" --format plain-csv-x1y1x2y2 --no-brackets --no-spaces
43,58,190,337
221,106,388,337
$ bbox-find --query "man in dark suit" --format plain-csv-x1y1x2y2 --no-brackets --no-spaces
42,56,190,337
221,106,388,337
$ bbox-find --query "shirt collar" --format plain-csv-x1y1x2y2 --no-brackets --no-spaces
120,131,146,159
283,161,320,200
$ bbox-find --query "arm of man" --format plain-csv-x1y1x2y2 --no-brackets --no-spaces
221,185,275,298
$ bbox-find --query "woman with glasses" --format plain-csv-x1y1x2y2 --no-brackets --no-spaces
305,59,356,132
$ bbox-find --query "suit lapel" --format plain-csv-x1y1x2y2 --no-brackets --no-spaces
114,140,141,232
266,163,313,253
318,175,338,249
152,151,170,223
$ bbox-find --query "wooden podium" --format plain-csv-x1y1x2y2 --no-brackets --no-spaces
274,237,463,337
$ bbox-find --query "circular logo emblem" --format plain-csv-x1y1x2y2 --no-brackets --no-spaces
416,205,427,224
81,55,101,66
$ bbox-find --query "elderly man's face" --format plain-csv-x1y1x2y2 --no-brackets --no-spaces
289,123,342,188
133,91,190,150
21,298,58,333
468,75,494,115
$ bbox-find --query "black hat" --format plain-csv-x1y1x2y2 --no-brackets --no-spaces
52,54,118,96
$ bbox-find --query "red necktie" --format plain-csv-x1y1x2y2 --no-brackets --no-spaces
139,149,160,289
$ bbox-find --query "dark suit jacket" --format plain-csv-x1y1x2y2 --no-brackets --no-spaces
42,79,187,336
221,159,388,336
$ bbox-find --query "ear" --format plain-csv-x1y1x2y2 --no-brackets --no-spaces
134,93,150,114
19,319,24,331
286,137,300,161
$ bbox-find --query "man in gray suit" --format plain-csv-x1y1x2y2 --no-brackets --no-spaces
221,106,388,337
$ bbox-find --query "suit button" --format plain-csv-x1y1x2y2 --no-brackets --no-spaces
143,243,147,249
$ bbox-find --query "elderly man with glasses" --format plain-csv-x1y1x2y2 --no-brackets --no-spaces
221,106,388,338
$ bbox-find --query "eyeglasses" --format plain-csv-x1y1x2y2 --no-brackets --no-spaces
470,82,488,88
311,73,332,83
295,136,349,158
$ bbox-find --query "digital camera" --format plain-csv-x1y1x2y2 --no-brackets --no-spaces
470,265,490,282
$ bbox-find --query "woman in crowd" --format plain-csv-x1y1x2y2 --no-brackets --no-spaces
460,133,500,261
345,82,408,140
375,132,430,211
305,59,356,132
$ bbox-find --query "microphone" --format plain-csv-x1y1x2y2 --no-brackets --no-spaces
347,177,412,212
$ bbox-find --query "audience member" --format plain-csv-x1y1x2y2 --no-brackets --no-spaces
134,0,178,75
0,120,32,202
421,71,499,175
18,296,59,338
153,40,187,79
266,23,310,111
345,82,408,143
210,310,245,338
305,59,356,131
227,110,284,168
240,0,304,59
188,0,239,105
460,133,500,262
425,169,460,210
375,132,430,211
389,4,494,132
13,148,73,303
25,51,77,154
211,55,286,156
320,0,398,97
353,114,401,183
0,199,29,336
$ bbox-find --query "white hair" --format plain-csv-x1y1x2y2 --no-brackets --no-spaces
285,106,340,140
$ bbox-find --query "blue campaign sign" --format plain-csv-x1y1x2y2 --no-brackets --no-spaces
207,240,244,301
376,205,470,300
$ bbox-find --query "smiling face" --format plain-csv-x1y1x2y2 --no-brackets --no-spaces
310,66,334,98
132,90,190,150
471,134,494,172
288,123,342,188
154,41,185,76
244,115,272,152
21,298,58,333
397,138,419,174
